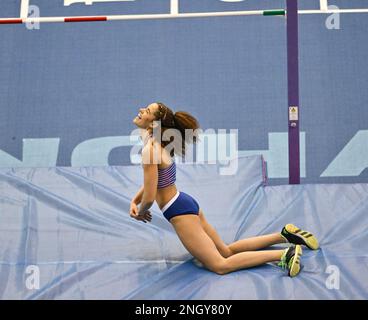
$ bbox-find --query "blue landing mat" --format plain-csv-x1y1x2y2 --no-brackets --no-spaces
0,156,367,299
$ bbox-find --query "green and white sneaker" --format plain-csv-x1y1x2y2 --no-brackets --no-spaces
278,245,303,277
281,224,319,250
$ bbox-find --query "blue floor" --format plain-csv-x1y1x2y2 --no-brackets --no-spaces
0,155,367,299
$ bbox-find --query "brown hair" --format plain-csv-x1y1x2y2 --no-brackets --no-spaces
153,102,200,157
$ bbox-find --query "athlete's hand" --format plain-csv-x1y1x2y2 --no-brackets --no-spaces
129,202,139,218
138,210,152,223
130,202,152,223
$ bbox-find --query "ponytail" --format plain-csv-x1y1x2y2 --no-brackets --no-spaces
173,110,200,145
154,102,200,157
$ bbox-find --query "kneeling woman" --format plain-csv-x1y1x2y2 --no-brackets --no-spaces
130,102,319,277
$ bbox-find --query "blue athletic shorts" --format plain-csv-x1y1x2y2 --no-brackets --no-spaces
161,191,200,221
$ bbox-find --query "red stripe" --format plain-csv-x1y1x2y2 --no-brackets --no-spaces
0,19,23,24
65,16,107,23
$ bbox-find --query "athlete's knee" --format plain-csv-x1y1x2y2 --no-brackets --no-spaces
222,245,234,258
208,259,229,275
217,245,233,258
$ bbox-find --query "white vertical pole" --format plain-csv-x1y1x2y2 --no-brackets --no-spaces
171,0,179,15
320,0,328,11
20,0,30,18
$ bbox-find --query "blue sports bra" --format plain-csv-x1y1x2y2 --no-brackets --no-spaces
157,161,176,189
142,132,176,189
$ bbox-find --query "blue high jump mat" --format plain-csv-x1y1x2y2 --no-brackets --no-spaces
0,155,367,299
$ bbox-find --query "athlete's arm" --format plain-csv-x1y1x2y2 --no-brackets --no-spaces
131,185,144,205
129,185,144,219
138,141,158,216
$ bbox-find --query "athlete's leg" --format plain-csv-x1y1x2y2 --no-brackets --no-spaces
228,233,286,253
171,214,284,275
198,209,232,258
199,209,286,256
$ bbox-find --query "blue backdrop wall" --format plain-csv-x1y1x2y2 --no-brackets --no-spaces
0,0,367,185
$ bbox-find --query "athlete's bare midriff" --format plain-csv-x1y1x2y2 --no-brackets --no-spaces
156,184,178,210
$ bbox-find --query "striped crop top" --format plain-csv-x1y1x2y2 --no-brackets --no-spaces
157,161,176,189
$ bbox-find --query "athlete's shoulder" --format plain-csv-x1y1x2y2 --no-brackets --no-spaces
142,137,161,165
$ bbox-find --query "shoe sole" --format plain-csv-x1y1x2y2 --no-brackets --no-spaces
285,224,319,250
289,245,302,277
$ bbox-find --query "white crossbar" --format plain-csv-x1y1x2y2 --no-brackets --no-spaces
2,7,368,25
